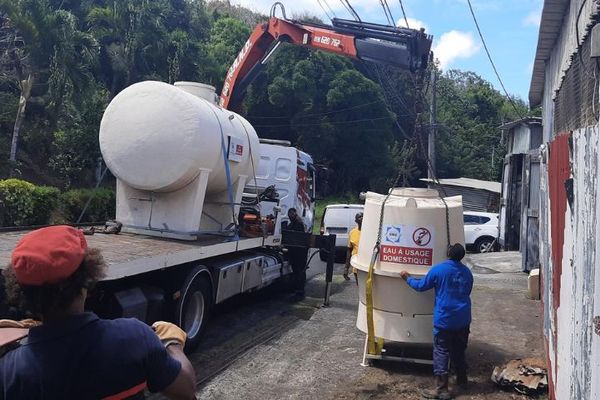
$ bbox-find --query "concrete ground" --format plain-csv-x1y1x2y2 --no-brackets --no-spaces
166,251,545,399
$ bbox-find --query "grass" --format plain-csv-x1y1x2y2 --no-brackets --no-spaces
312,194,359,234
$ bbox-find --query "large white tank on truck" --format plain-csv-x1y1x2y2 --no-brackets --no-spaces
99,80,260,239
353,188,464,344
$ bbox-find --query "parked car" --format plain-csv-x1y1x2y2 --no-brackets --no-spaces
463,211,499,253
319,204,364,262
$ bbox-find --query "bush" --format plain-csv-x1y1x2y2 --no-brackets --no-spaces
61,188,115,223
0,179,35,227
31,186,61,225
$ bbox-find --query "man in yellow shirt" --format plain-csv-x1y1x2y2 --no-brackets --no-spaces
344,212,363,283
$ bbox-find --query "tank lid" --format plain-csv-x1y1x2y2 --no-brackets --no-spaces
389,187,440,198
174,81,217,103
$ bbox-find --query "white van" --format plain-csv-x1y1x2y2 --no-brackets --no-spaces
319,204,364,262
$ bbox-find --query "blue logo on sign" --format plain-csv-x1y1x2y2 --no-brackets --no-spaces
385,226,401,243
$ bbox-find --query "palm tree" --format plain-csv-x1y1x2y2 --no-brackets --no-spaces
1,0,97,165
87,0,169,97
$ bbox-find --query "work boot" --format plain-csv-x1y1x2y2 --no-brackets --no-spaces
421,375,452,400
343,265,351,281
456,371,468,390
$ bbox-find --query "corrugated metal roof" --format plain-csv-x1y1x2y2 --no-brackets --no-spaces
419,177,501,193
499,117,543,130
529,0,570,107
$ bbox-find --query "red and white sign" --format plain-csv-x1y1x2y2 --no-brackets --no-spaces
380,245,433,265
228,137,245,163
380,224,435,266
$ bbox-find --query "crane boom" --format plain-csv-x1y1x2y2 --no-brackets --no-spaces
220,8,433,111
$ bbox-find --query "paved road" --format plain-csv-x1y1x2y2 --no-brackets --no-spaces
152,250,542,400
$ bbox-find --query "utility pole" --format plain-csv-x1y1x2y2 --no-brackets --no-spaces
428,66,437,181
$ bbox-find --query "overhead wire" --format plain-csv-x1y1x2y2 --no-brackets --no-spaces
343,0,362,21
465,0,526,119
316,0,333,20
246,99,384,119
382,0,396,27
322,0,337,18
379,0,393,26
338,0,354,17
252,115,398,128
398,0,409,28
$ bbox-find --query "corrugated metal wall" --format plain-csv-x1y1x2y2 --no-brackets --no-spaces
539,2,600,399
542,129,600,400
541,0,600,142
433,186,499,212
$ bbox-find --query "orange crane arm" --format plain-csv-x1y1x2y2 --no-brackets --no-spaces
220,11,432,111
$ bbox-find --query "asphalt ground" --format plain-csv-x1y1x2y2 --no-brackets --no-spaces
153,251,545,400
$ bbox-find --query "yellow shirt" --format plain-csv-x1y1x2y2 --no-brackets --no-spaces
348,227,361,274
348,227,361,256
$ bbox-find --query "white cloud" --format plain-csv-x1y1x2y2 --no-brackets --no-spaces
527,61,534,74
523,9,542,27
432,30,481,69
396,17,428,32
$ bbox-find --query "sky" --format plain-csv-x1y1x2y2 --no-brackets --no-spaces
228,0,543,102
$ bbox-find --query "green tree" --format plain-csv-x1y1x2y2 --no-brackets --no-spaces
202,17,251,88
434,70,529,181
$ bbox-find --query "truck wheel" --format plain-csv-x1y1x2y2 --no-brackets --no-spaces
176,268,212,352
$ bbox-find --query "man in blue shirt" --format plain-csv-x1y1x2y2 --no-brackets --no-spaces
0,226,197,399
400,243,473,400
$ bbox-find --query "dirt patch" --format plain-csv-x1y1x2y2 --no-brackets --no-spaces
323,275,546,400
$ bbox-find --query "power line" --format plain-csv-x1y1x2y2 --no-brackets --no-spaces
343,0,362,21
379,0,393,26
316,0,333,20
338,0,354,17
246,99,384,119
322,0,337,18
252,115,397,128
398,0,409,28
465,0,526,119
383,0,396,26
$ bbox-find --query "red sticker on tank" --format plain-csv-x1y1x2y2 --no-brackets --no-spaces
380,245,433,266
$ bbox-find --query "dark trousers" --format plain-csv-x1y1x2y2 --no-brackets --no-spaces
433,326,470,377
289,249,308,295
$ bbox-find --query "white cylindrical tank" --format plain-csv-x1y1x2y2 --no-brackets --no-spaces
99,80,260,193
353,188,464,344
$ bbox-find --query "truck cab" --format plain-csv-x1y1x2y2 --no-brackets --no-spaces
250,140,316,234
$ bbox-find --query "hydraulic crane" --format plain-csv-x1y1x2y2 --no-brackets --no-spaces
220,2,433,111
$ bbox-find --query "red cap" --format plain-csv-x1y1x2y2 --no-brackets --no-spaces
11,226,88,286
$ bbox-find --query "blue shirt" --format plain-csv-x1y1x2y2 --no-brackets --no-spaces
0,312,181,399
407,259,473,334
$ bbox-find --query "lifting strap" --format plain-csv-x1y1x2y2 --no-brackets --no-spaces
212,108,240,240
364,189,451,355
365,190,392,355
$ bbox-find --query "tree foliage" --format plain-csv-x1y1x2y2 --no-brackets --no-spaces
0,0,533,196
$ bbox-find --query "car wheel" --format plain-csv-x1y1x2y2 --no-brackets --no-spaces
475,237,495,253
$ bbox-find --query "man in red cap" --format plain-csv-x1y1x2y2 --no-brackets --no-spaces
0,225,197,399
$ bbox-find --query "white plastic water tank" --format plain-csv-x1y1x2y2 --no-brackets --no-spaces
99,81,260,193
353,188,465,344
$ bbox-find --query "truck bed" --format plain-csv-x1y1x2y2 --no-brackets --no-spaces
0,230,266,281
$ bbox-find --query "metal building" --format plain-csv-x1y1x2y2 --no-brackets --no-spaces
498,117,542,272
419,177,500,212
530,1,600,398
